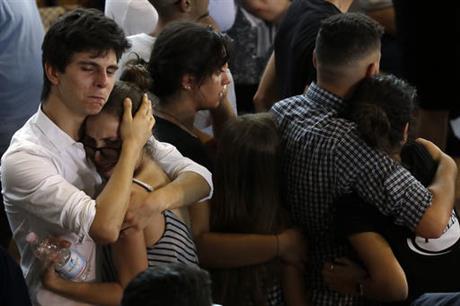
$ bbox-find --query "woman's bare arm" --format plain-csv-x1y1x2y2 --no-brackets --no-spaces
323,232,408,302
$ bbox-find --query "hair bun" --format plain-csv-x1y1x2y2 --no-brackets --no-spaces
120,59,152,92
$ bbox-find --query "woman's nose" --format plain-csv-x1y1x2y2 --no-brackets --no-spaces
222,68,231,85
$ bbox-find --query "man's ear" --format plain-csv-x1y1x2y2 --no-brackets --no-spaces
312,49,317,69
181,73,195,91
178,0,192,13
365,61,379,77
402,122,409,144
44,62,60,86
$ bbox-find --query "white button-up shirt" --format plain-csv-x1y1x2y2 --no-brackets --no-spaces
1,108,212,306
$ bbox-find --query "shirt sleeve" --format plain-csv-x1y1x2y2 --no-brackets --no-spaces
335,131,432,231
148,137,213,200
209,0,237,31
123,0,158,35
1,149,96,236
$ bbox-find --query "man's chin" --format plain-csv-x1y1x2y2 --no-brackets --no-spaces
86,101,106,115
87,106,104,115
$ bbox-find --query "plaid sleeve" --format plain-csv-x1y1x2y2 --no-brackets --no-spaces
335,131,432,230
383,166,432,229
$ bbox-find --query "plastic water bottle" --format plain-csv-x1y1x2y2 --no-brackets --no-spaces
26,232,89,281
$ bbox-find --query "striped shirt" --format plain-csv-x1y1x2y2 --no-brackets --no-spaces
147,210,199,267
271,83,432,306
98,210,198,284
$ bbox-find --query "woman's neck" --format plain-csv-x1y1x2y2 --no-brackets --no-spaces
388,145,403,162
155,97,197,134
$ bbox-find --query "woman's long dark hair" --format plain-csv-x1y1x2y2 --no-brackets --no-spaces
210,113,286,306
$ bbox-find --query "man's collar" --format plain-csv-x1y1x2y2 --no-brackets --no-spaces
36,107,78,151
306,83,346,112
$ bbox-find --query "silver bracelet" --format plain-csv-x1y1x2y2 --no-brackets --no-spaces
132,178,154,192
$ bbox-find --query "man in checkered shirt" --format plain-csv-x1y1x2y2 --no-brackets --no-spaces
271,13,457,306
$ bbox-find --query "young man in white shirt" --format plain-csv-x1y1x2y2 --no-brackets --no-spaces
1,9,212,306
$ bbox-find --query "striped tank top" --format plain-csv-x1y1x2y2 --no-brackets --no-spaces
146,210,199,267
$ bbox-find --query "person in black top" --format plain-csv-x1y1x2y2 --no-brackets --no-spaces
322,74,460,304
121,21,233,170
274,0,341,99
253,0,353,111
121,20,308,287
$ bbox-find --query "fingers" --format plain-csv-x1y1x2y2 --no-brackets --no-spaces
58,240,71,249
143,94,152,116
415,137,430,145
47,237,71,249
122,97,133,123
137,94,155,130
40,253,59,272
137,93,152,116
124,94,154,122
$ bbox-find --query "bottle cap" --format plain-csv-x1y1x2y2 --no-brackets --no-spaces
25,232,38,243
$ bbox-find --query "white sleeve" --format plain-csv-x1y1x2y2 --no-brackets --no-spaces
104,0,126,23
1,150,96,235
149,137,213,200
123,0,159,36
209,0,237,31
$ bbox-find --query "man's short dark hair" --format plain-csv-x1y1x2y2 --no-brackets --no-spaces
41,8,130,101
122,264,213,306
148,0,177,19
315,13,384,68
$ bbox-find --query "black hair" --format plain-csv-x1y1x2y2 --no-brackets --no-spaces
41,8,130,101
316,13,384,69
100,81,148,120
148,0,177,19
348,74,417,152
121,264,213,306
147,21,231,102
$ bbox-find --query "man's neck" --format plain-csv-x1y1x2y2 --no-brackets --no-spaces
316,80,352,99
326,0,354,13
41,95,85,141
152,15,188,36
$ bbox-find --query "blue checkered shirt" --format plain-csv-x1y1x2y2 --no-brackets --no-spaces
271,83,432,306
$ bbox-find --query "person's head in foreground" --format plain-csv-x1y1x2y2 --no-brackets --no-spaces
121,263,213,306
82,81,153,178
